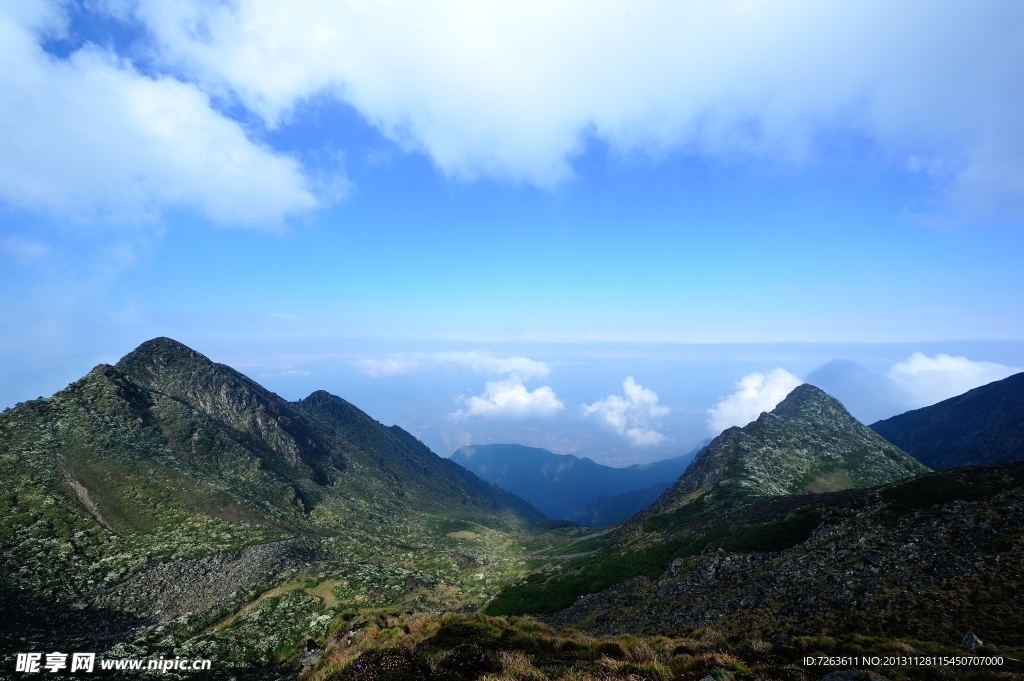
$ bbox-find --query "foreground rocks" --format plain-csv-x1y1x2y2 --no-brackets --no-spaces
544,463,1024,653
93,538,316,622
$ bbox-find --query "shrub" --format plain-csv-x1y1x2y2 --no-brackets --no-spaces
882,474,981,511
720,509,820,553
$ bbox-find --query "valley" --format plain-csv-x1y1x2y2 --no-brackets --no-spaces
1,339,1022,681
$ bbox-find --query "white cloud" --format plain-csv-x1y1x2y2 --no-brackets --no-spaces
356,351,550,380
455,378,564,419
432,351,562,419
0,1,323,227
888,352,1020,408
357,358,421,377
124,0,1024,213
583,377,669,446
434,352,550,380
707,368,802,433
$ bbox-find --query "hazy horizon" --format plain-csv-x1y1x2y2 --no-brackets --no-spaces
6,335,1021,468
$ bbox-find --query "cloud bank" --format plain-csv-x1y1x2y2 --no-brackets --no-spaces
6,1,1023,225
456,380,564,420
123,0,1024,213
707,368,802,433
434,352,550,380
888,352,1020,408
583,377,670,446
0,1,322,226
426,351,564,420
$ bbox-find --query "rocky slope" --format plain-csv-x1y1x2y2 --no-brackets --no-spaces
0,338,546,676
541,461,1024,659
485,385,931,618
871,372,1024,469
645,384,927,518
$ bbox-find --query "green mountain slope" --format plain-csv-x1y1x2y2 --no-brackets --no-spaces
541,461,1024,652
1,338,546,670
647,384,928,517
871,371,1024,469
486,384,929,616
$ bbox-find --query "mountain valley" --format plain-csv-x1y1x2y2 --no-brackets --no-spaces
450,444,697,523
2,340,1022,681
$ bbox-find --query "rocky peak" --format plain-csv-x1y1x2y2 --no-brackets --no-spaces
769,383,860,429
646,384,928,517
116,337,335,477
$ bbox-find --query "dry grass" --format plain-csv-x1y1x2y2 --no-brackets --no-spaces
304,610,1024,681
747,638,772,653
626,639,656,665
494,650,545,679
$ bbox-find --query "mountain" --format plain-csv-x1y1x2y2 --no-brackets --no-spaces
1,338,546,669
538,460,1024,655
564,482,672,527
449,443,697,520
1,337,542,535
644,384,928,518
487,384,930,617
870,371,1024,469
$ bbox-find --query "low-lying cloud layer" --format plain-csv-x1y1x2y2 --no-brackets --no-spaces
888,352,1019,408
455,379,564,420
583,377,670,446
419,352,566,420
706,368,803,433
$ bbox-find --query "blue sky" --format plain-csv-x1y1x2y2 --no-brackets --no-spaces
2,1,1024,464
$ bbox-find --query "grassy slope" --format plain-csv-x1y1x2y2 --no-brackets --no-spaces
0,338,550,675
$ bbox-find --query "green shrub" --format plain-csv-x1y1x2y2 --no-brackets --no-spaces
720,509,820,553
882,474,981,511
485,527,729,616
643,494,709,533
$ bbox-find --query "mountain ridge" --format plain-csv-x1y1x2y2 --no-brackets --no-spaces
641,384,928,520
871,371,1024,469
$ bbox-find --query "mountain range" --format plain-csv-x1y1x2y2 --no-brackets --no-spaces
1,338,546,672
486,383,930,616
4,339,1023,681
643,384,929,519
450,443,697,522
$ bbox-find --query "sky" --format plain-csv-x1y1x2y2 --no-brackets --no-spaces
2,1,1024,465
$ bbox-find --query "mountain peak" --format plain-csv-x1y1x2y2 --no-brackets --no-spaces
769,383,860,427
117,336,212,370
116,337,268,405
647,385,927,515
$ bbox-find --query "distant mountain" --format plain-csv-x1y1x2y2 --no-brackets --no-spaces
870,371,1024,469
449,443,698,520
564,482,671,527
639,384,928,518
